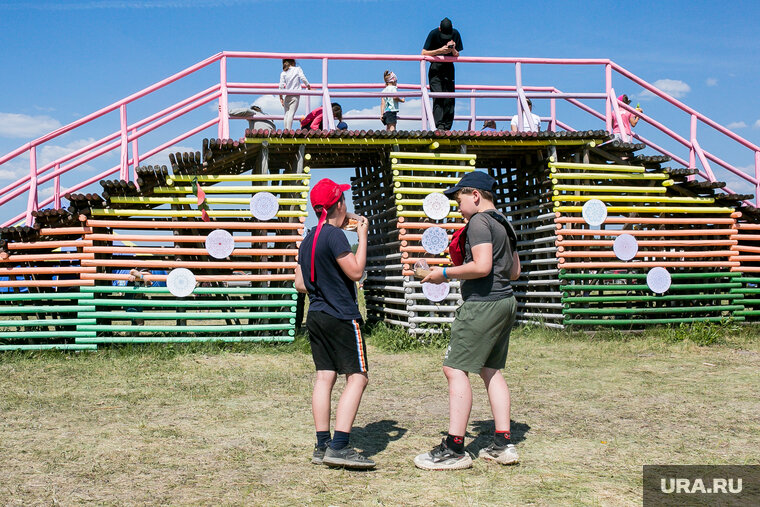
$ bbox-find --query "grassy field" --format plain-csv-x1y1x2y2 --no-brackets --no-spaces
1,323,759,506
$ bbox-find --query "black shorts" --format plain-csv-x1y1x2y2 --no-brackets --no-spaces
306,311,368,374
382,111,398,126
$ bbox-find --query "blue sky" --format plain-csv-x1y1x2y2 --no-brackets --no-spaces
1,0,759,225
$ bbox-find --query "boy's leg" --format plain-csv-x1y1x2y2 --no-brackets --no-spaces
480,367,510,433
312,369,337,432
334,371,368,433
444,366,472,437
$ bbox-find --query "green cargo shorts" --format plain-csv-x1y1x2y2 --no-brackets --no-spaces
444,296,517,373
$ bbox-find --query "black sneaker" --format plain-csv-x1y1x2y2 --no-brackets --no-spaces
312,443,328,465
414,438,473,470
322,446,376,469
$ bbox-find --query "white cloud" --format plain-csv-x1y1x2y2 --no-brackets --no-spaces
0,137,101,181
706,78,718,87
638,79,691,101
0,167,26,181
726,121,747,130
0,112,62,138
342,99,424,131
754,119,760,129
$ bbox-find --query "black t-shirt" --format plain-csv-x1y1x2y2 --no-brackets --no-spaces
298,224,361,320
423,27,463,75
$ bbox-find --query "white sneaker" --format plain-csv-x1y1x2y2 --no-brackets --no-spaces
478,442,519,465
414,438,473,471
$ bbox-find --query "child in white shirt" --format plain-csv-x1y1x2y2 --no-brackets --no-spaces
381,70,405,131
279,59,311,130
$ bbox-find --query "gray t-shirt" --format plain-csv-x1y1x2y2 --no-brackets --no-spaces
461,211,515,302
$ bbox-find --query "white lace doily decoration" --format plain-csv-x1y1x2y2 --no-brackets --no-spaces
613,233,638,261
582,199,607,226
250,191,279,221
205,229,235,259
166,268,197,298
422,281,451,302
422,192,451,220
421,226,449,255
646,267,671,294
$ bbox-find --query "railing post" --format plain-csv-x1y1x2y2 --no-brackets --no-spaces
689,114,697,169
131,128,140,186
756,150,760,207
26,146,38,226
605,64,612,133
550,92,557,132
609,87,629,143
119,104,129,181
515,62,524,131
321,58,335,130
419,59,434,130
469,89,476,131
53,165,61,210
218,55,229,139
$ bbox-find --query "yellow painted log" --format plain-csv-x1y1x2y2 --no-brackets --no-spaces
395,198,457,207
549,161,645,173
397,210,462,219
390,151,476,162
153,185,309,194
550,172,670,181
91,209,308,217
391,164,475,173
555,205,734,214
167,174,310,183
552,184,666,194
551,194,715,204
394,187,455,196
109,196,307,206
393,175,462,184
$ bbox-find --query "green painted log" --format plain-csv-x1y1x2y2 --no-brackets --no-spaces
0,305,96,314
560,282,742,292
0,344,97,351
87,299,296,308
79,287,297,296
0,318,96,326
0,331,97,338
734,277,760,283
564,316,744,326
75,336,294,344
0,293,94,301
76,311,296,319
559,272,739,280
563,305,743,315
730,288,760,294
76,324,295,332
562,294,743,303
733,310,760,316
733,298,760,304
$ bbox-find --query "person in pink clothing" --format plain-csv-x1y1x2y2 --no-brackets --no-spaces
611,94,641,141
300,103,347,130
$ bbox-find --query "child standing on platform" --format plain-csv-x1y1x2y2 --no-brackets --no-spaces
414,171,521,470
381,70,405,131
294,178,374,469
279,59,310,130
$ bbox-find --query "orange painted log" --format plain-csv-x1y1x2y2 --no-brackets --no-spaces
735,223,760,230
556,229,737,237
37,226,92,235
733,234,760,241
0,279,94,287
83,246,297,256
8,240,93,250
733,245,760,253
85,233,303,243
86,219,305,229
556,239,737,247
400,246,450,255
0,253,95,263
560,260,740,269
402,258,452,268
0,266,95,275
399,233,452,242
554,216,736,225
558,250,737,259
82,273,294,282
730,254,760,262
81,259,298,269
732,266,760,272
396,220,465,230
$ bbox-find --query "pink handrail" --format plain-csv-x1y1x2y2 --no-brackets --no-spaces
1,51,759,228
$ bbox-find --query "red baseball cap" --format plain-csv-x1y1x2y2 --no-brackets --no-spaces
310,178,350,211
308,178,351,282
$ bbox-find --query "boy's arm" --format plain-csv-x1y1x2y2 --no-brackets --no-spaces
336,218,368,281
422,242,492,284
509,251,521,280
294,264,307,293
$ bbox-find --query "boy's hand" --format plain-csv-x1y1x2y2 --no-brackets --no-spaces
421,267,447,284
356,216,369,237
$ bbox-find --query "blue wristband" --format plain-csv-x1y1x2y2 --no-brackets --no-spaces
442,267,448,279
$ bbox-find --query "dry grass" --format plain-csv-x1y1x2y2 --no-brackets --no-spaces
1,326,759,506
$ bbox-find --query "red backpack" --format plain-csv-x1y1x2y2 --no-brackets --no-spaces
448,210,517,266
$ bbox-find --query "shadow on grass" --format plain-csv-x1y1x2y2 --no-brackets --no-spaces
465,419,530,455
350,419,408,458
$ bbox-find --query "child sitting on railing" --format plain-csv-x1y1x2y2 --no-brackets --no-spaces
381,70,405,131
611,94,641,142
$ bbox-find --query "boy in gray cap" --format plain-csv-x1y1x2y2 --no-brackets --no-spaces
414,171,521,470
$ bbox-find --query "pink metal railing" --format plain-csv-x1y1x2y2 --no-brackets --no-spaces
1,51,759,228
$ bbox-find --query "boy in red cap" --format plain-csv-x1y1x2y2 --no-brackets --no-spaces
294,178,373,469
